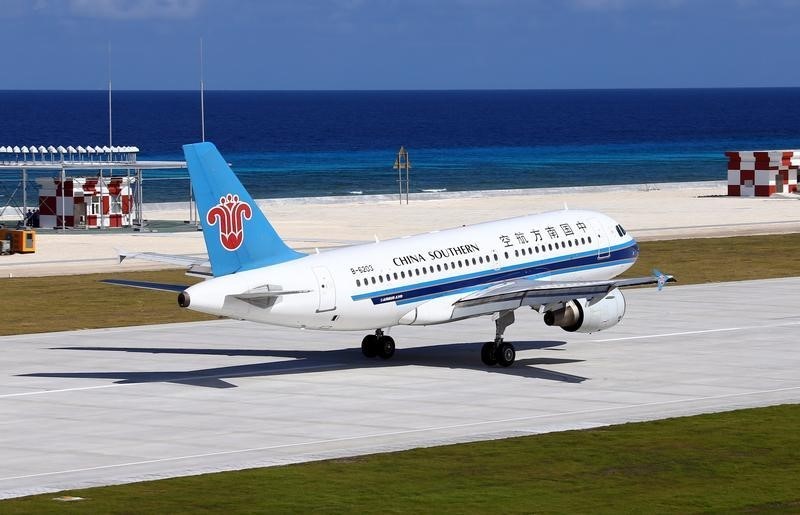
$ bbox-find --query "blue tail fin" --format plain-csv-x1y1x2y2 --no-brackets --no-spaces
183,142,304,276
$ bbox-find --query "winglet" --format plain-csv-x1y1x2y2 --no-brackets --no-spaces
115,248,128,264
652,268,675,291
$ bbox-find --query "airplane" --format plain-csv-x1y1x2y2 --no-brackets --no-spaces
105,142,673,368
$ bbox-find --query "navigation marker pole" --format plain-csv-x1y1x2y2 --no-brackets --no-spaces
102,41,113,231
393,146,411,205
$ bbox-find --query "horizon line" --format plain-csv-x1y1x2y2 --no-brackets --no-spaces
1,86,800,93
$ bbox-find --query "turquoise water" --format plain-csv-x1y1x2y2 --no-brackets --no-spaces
1,89,798,201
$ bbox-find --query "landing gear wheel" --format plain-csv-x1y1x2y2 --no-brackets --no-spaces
496,342,516,367
377,336,395,359
361,334,378,358
481,342,498,366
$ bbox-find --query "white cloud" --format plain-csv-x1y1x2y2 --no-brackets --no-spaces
68,0,203,20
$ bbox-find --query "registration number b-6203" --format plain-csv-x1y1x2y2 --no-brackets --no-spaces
350,265,374,275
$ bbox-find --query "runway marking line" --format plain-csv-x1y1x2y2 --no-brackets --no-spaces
0,363,345,399
1,384,799,484
591,320,800,342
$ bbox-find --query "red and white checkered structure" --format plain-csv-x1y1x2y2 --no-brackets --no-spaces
726,150,799,197
36,176,135,229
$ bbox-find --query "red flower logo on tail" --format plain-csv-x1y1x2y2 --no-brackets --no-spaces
206,193,253,251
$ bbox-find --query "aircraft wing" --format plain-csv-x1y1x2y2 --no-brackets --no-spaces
451,274,673,319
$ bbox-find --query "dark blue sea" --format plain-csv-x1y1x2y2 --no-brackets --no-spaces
2,89,799,203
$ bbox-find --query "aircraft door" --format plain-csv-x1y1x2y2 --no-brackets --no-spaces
590,218,611,260
312,266,337,312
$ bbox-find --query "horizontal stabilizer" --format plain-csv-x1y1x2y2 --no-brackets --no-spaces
233,284,311,300
101,279,188,293
229,285,312,309
117,249,209,268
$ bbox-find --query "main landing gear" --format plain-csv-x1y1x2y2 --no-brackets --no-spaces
481,310,516,367
361,329,395,360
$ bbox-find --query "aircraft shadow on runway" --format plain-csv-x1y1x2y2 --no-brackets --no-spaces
20,340,587,388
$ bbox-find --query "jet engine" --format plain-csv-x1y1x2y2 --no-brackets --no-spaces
543,288,626,333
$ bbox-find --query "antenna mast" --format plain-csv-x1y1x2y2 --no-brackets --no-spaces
108,41,113,149
200,38,206,142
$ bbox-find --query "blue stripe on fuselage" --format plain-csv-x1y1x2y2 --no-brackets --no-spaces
352,240,639,306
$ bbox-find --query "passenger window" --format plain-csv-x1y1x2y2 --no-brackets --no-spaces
378,276,383,283
504,252,509,259
472,258,477,265
588,236,593,243
515,249,519,257
581,237,585,244
356,279,361,287
401,271,406,278
548,244,553,251
479,256,484,264
493,254,498,261
437,264,442,272
444,263,449,271
568,240,572,247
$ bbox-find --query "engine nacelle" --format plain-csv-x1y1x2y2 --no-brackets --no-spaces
543,288,626,333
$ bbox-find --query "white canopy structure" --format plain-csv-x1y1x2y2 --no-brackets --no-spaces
0,143,182,230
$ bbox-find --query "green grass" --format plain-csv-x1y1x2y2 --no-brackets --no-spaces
0,269,213,336
623,234,800,285
3,404,799,514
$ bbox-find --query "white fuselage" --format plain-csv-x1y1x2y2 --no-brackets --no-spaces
184,209,638,331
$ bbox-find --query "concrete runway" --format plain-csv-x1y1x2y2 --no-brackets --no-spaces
1,277,799,499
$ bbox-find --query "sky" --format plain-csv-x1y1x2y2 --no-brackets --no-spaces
1,0,799,90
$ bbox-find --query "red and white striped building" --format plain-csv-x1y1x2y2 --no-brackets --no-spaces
726,150,799,197
36,176,135,229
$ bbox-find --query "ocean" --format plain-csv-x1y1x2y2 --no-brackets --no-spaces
1,88,799,202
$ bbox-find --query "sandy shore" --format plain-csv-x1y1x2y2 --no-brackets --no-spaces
1,181,798,277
